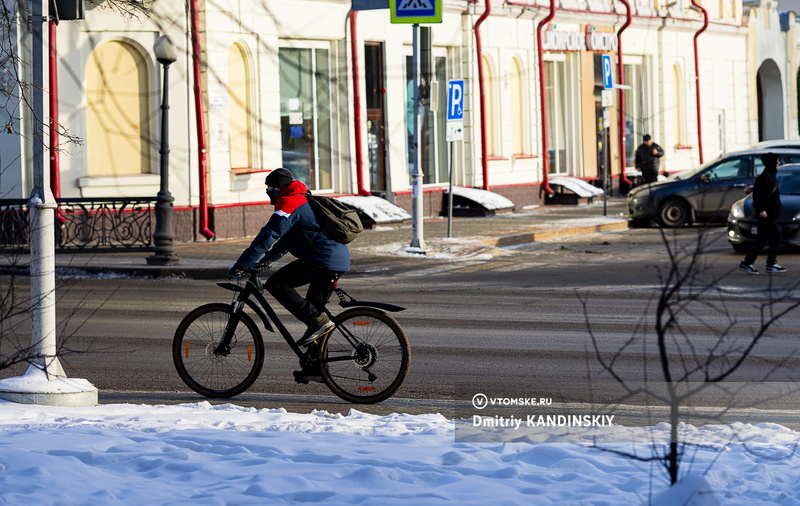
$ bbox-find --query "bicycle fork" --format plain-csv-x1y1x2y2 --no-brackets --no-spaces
214,297,246,356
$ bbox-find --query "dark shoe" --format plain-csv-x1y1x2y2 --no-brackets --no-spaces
293,369,323,384
296,314,334,347
739,262,759,275
766,263,787,273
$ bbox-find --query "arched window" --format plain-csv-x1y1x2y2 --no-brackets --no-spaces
510,57,526,155
482,55,498,157
673,63,686,146
228,43,252,170
85,41,151,176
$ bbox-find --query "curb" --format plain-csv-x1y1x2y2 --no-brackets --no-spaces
476,220,629,248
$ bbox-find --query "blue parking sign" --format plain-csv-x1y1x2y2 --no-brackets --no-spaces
602,54,613,90
447,80,464,121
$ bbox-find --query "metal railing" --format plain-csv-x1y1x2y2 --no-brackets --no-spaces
0,197,156,251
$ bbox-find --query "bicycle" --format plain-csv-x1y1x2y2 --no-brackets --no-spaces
172,263,411,404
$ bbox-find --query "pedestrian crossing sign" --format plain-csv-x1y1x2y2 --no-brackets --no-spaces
389,0,442,24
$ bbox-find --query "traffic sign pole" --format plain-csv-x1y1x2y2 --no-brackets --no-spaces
410,23,426,251
447,140,454,237
601,54,613,215
390,0,442,252
445,79,464,238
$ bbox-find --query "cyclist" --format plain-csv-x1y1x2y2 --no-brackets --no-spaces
229,167,350,347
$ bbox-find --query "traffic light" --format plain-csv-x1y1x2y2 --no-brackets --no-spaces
50,0,84,22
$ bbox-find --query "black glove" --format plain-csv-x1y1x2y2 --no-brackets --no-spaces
254,258,272,271
228,262,245,278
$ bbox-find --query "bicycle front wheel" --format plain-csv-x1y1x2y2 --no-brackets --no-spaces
173,303,264,398
319,308,411,404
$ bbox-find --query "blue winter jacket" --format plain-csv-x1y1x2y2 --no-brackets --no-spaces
235,180,351,272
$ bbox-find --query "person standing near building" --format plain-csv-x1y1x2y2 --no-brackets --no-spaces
634,134,664,184
740,152,786,275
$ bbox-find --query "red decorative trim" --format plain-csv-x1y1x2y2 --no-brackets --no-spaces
512,154,539,159
674,145,694,150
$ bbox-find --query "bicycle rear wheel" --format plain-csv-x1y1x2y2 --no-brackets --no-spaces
173,303,264,398
318,307,411,404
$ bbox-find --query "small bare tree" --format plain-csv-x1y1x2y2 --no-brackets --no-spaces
584,226,800,486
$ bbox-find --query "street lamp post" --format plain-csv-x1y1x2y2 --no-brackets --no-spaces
147,35,180,266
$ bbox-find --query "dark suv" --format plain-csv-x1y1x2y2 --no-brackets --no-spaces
627,148,800,227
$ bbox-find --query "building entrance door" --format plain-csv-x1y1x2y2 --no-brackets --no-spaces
365,43,389,197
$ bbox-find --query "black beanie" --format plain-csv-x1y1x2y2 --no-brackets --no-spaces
264,168,294,188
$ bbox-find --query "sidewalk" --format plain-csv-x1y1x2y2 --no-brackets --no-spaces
2,199,629,279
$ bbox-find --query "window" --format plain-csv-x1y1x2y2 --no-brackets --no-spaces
483,55,498,158
85,41,152,176
228,44,252,170
278,47,333,190
510,57,526,155
673,63,686,147
624,61,650,166
544,56,580,175
708,157,749,179
404,53,448,184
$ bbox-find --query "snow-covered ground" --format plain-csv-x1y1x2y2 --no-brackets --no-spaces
2,400,799,504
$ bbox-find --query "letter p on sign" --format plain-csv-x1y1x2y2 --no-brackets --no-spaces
447,80,464,121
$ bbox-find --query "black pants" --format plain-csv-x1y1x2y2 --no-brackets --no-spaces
265,259,341,326
744,218,781,266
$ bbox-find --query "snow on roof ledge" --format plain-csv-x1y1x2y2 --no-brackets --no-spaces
548,177,604,198
447,186,514,210
337,195,412,224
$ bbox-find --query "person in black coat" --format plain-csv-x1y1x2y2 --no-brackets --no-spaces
634,134,665,184
740,152,786,274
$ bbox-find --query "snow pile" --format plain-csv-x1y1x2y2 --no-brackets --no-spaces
0,401,799,504
337,195,411,224
448,187,515,211
548,177,605,197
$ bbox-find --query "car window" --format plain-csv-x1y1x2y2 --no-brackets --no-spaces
756,154,800,175
755,156,764,176
707,157,750,179
778,172,800,194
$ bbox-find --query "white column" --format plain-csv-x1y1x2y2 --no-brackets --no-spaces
0,0,96,406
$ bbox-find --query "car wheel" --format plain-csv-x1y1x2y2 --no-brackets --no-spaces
657,199,691,228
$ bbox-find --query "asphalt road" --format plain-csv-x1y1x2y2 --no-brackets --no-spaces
4,225,800,422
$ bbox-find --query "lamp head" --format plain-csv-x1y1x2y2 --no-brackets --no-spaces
154,35,179,64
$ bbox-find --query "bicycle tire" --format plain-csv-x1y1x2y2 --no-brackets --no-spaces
318,307,411,404
173,303,264,398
